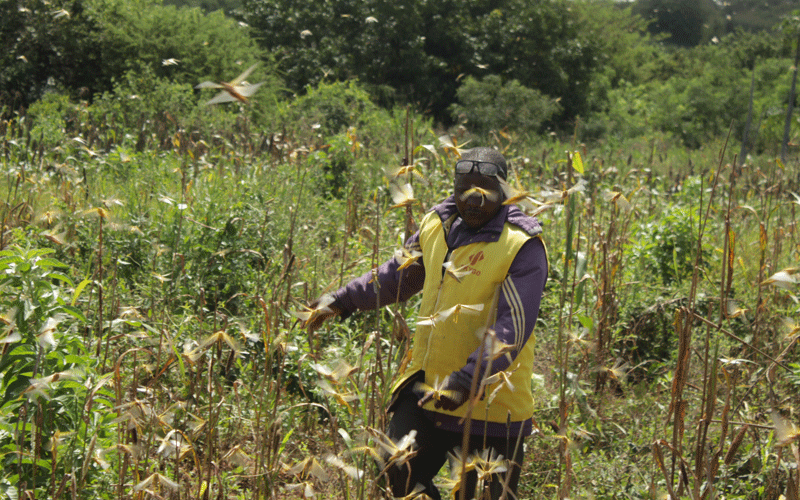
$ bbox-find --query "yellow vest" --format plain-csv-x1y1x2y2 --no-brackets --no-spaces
392,210,538,424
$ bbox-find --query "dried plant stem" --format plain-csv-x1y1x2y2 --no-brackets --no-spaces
664,127,730,494
690,312,792,371
695,159,739,490
555,152,578,499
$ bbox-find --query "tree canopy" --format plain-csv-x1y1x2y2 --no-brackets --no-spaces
242,0,609,125
1,0,265,111
1,0,797,147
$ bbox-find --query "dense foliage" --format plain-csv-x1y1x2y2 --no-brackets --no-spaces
1,0,267,111
241,0,614,124
3,0,799,150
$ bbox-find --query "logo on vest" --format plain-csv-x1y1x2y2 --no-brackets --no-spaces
465,251,484,276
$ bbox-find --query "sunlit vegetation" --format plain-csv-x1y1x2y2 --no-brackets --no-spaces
1,0,800,498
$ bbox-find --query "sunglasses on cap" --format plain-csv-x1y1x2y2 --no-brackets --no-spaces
455,160,503,177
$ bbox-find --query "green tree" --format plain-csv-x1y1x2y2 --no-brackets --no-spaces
634,0,725,46
243,0,598,126
722,0,799,32
1,0,269,114
1,0,103,111
779,10,800,161
162,0,244,18
450,75,562,135
86,0,267,95
586,26,797,148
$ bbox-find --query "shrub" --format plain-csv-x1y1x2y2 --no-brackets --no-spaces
450,75,562,135
25,92,74,148
286,81,380,137
629,199,707,286
0,241,116,498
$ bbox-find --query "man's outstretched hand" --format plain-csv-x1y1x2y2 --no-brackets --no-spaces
416,377,470,412
306,302,342,332
293,294,342,332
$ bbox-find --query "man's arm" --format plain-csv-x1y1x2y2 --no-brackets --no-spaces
330,232,426,319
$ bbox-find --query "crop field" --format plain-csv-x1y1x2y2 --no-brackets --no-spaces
1,89,799,500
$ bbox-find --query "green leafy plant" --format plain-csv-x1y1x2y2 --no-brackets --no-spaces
451,75,562,135
630,202,708,286
0,240,117,499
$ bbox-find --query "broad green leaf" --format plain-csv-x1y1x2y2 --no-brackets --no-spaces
0,256,23,269
35,257,68,269
577,314,594,330
60,305,88,323
72,279,92,306
46,272,74,286
572,151,584,174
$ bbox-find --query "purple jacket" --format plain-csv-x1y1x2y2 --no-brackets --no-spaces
332,195,548,435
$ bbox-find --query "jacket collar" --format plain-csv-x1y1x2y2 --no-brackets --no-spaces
431,195,542,246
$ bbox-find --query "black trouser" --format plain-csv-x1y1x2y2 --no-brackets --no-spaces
385,384,525,500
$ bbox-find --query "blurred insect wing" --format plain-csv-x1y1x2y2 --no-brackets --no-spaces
194,81,222,90
395,429,417,452
762,268,800,289
235,82,265,99
780,316,800,340
455,303,484,315
442,261,470,282
329,358,357,381
204,91,239,105
772,410,800,447
530,203,556,217
388,164,427,183
316,293,336,309
498,178,517,199
604,190,632,213
317,379,358,405
389,182,415,207
310,362,334,378
197,63,263,105
540,189,564,204
289,309,313,323
615,194,632,213
438,134,471,156
438,303,483,323
446,447,477,473
306,457,330,481
395,247,422,270
605,359,630,383
725,300,747,319
460,186,499,203
567,178,588,195
324,454,364,479
416,314,439,327
230,63,259,85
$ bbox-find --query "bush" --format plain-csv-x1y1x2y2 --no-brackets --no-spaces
25,92,74,148
629,197,708,286
450,75,562,135
1,0,272,115
285,81,380,137
0,242,116,497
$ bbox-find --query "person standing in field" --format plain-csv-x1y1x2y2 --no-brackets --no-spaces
308,147,548,500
